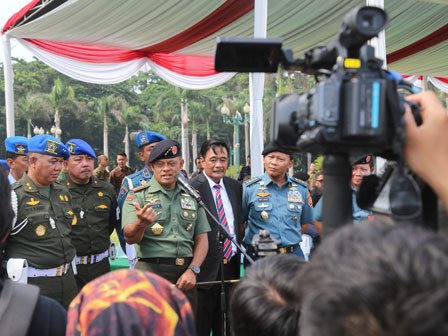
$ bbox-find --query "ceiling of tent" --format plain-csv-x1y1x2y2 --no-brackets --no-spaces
3,0,448,78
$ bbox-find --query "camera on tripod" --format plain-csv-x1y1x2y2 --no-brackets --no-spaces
215,5,420,160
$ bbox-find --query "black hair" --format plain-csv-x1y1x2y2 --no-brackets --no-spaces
200,139,230,158
117,153,127,158
230,254,305,336
298,220,448,336
6,152,22,160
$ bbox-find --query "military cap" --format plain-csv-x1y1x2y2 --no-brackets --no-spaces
148,139,182,163
5,136,28,155
65,139,96,158
261,141,293,159
28,134,70,160
136,131,166,148
1,160,9,171
352,154,374,167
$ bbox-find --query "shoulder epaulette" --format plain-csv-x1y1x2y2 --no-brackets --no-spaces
244,176,261,186
131,184,149,192
12,182,22,190
290,177,308,188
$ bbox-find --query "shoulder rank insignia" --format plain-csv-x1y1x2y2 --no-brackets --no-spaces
126,196,136,201
97,205,108,209
64,195,69,202
26,198,40,206
290,177,308,188
72,215,77,225
131,184,149,192
244,177,261,186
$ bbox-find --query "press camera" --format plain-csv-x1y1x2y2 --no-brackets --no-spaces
215,5,420,159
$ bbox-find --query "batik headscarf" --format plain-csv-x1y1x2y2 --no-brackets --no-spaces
66,269,196,336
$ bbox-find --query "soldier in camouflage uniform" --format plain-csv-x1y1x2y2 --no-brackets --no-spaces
62,139,118,290
5,134,77,309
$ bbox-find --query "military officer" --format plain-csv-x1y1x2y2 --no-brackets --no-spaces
121,139,210,311
5,134,77,309
61,139,118,290
117,131,166,209
5,136,29,184
351,154,374,223
116,131,165,258
243,142,314,261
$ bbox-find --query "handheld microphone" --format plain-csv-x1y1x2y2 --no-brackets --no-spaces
356,175,380,210
176,174,203,206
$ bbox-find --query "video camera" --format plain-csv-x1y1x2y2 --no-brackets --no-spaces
215,5,432,227
215,5,420,159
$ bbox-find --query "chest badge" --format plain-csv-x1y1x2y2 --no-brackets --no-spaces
151,223,164,235
257,203,269,209
26,198,40,206
97,205,108,209
35,225,46,236
180,197,196,210
287,190,302,203
261,210,269,221
186,222,193,231
256,190,271,198
72,215,77,225
98,192,103,197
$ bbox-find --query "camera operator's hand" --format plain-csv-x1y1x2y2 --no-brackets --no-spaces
404,91,448,209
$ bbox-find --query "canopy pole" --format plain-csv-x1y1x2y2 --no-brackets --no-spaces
249,0,267,178
2,35,15,137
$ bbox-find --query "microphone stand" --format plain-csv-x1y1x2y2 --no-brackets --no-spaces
176,175,254,336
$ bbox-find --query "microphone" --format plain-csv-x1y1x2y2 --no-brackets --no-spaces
176,174,203,205
356,174,380,210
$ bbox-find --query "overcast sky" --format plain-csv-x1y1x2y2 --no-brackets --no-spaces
0,0,35,62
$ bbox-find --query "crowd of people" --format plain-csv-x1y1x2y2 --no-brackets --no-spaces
0,91,447,335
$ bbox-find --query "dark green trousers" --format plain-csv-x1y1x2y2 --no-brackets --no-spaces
135,260,197,315
75,258,111,291
28,267,77,310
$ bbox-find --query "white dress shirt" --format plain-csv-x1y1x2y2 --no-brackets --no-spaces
204,173,237,254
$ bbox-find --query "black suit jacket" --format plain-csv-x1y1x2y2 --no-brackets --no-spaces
189,172,243,283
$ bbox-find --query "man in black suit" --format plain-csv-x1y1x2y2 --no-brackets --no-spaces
189,139,243,336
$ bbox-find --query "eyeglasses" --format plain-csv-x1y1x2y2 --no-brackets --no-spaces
316,179,324,182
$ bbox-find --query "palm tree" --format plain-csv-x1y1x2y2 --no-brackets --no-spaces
113,105,143,161
50,78,77,139
16,93,52,138
89,95,126,157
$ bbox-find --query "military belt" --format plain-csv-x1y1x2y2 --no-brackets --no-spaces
140,257,192,266
28,261,72,278
75,249,109,265
279,244,299,254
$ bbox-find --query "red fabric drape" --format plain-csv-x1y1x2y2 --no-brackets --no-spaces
2,0,40,33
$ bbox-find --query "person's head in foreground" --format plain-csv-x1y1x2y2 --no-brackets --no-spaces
297,220,448,336
230,254,305,336
66,269,196,336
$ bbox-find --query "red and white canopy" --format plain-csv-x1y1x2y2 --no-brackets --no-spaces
3,0,448,88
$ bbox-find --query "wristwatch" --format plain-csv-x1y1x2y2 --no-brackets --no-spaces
188,265,200,275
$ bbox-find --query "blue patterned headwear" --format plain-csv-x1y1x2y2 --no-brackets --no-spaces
65,139,96,159
136,131,166,148
5,136,28,155
28,134,70,160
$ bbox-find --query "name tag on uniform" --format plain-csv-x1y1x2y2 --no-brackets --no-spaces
180,196,196,210
258,198,270,202
287,190,302,203
150,204,162,209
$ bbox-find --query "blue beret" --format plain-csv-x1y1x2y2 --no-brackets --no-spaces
136,131,165,148
148,139,182,163
5,136,28,155
1,160,10,171
28,135,70,160
65,139,96,159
